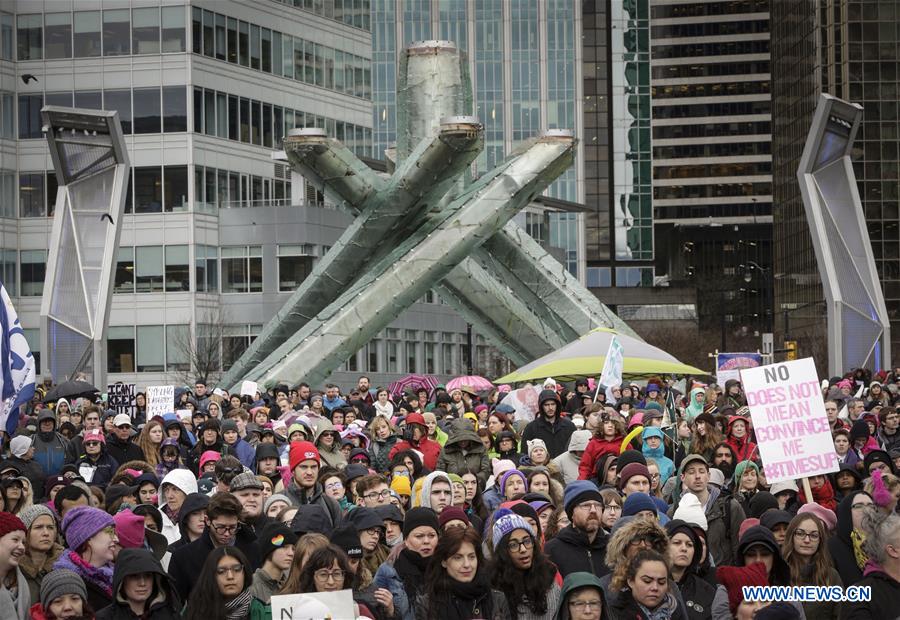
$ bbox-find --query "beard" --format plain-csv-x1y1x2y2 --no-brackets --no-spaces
716,461,734,479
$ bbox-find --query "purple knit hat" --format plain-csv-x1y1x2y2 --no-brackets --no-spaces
62,506,114,551
499,469,528,496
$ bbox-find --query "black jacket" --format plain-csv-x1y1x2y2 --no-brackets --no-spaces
609,588,689,620
829,491,869,586
521,414,576,459
3,456,44,496
168,525,260,603
840,569,900,618
104,434,145,467
283,480,342,528
544,525,609,578
96,548,181,620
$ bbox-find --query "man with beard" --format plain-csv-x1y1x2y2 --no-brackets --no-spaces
711,442,737,483
544,480,609,577
521,390,576,458
229,472,271,536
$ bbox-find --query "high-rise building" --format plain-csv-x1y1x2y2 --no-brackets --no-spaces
5,0,481,389
369,0,582,276
772,0,900,357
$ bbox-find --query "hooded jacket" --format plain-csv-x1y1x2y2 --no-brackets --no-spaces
827,490,870,586
168,492,210,551
544,524,609,579
521,390,576,459
222,434,256,470
388,413,442,470
283,479,342,529
158,469,198,545
724,416,757,463
96,548,181,620
578,432,624,481
31,412,76,476
840,563,900,619
313,418,347,470
664,520,728,620
684,387,706,423
168,525,260,604
553,429,592,484
435,419,491,482
641,426,675,485
555,571,609,620
417,471,452,511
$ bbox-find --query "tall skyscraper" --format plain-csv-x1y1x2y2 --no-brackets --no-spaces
369,0,582,276
772,0,900,356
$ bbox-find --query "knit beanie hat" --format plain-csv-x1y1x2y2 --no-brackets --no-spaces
563,479,603,519
402,507,440,538
491,459,516,479
738,518,760,541
622,492,657,517
259,522,298,561
617,449,647,470
672,493,708,531
499,470,528,497
390,475,411,497
716,562,768,615
113,509,146,549
437,506,470,529
61,506,114,551
40,569,87,610
330,525,363,559
83,428,106,445
747,492,778,519
19,504,56,531
0,511,25,539
733,460,759,485
527,438,547,459
289,441,320,471
264,494,292,515
617,463,651,491
491,508,534,551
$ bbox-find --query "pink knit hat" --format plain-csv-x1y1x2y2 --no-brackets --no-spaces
199,450,221,470
797,502,837,530
113,509,145,549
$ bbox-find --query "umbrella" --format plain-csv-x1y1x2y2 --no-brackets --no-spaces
43,380,99,403
446,375,494,392
495,327,707,384
387,374,439,398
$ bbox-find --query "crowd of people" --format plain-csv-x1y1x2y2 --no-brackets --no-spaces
0,370,897,619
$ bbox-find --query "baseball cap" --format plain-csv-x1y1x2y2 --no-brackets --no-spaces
113,414,132,427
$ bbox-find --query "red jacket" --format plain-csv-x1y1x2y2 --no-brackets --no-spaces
388,436,442,470
578,435,623,480
725,435,757,462
798,477,838,512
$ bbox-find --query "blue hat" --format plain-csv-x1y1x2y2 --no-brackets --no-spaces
622,492,657,517
563,480,602,519
641,426,664,440
491,508,534,550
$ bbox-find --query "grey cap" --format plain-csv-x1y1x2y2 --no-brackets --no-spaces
41,569,87,610
229,472,264,492
708,468,725,488
19,504,56,530
264,493,292,513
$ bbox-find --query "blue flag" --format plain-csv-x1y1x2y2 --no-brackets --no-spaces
0,282,35,436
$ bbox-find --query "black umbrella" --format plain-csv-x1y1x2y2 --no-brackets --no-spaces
43,380,99,403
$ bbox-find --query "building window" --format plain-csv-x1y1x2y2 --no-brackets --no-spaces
228,94,239,140
23,329,39,374
277,245,314,292
201,10,214,57
238,21,249,66
18,94,43,139
102,9,130,56
221,246,262,293
20,250,47,297
191,7,201,55
195,245,218,293
161,6,185,53
136,325,164,372
19,173,45,217
366,340,379,372
163,165,188,212
405,330,418,373
45,13,72,59
114,247,134,294
74,11,101,57
104,89,132,134
134,166,162,213
133,87,161,134
216,92,227,137
223,324,260,370
135,246,164,293
239,98,250,142
250,24,260,69
261,28,272,73
75,91,101,109
164,245,190,292
132,7,159,54
1,93,13,139
214,13,226,60
226,17,237,63
17,14,42,60
107,326,135,373
0,249,16,296
166,325,190,371
251,100,262,145
1,13,13,60
47,172,58,217
162,86,187,132
204,90,215,135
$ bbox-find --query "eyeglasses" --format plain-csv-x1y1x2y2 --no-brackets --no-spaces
575,501,603,512
216,564,244,576
603,505,621,513
851,502,874,510
364,489,391,501
314,569,346,582
506,537,533,552
569,600,603,611
101,526,117,537
84,441,101,447
793,529,820,541
210,522,240,534
325,482,344,491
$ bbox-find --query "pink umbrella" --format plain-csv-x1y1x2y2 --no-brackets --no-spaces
446,375,494,392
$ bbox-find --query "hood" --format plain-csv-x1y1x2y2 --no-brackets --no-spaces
340,426,371,450
56,398,71,411
159,469,198,509
736,525,790,584
836,490,871,544
112,548,174,603
567,429,592,452
641,426,665,459
557,572,607,620
255,442,280,463
314,417,335,441
665,519,703,573
595,453,618,483
537,389,561,417
443,419,484,452
605,518,668,565
724,380,741,393
177,492,210,525
159,438,180,454
418,471,452,510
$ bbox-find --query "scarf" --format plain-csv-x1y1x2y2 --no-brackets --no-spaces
441,571,493,620
224,589,253,620
638,591,679,620
395,548,430,604
55,550,114,597
851,529,868,570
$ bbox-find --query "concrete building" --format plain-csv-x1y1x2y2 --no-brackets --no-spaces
772,0,900,361
4,0,483,390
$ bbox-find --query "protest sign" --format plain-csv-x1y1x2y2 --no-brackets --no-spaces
716,352,762,385
146,385,174,418
502,385,542,422
270,590,354,619
240,380,258,397
107,383,136,418
596,336,624,402
740,357,839,484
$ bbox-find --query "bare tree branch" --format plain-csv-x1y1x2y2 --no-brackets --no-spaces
169,307,230,386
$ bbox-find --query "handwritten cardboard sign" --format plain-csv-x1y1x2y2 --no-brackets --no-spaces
146,385,174,418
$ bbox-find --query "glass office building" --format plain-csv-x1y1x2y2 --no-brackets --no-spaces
772,0,900,356
369,0,582,277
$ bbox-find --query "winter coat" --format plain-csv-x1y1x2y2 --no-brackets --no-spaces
544,525,609,579
0,566,30,620
877,426,900,452
104,434,145,467
373,550,421,620
556,572,609,620
609,589,688,620
75,450,120,488
389,436,442,471
283,480,342,529
578,435,623,480
157,469,199,545
521,414,576,460
96,548,181,620
314,418,347,470
19,543,64,606
641,427,675,485
828,491,868,586
223,437,256,470
415,586,510,620
31,431,75,477
369,435,399,474
6,456,45,497
168,526,260,603
436,420,492,482
247,568,283,604
840,565,900,618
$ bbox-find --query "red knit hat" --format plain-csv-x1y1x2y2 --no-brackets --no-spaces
0,511,26,539
716,562,768,614
289,441,320,471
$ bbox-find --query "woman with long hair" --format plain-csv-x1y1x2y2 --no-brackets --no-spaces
782,514,842,620
417,526,509,620
578,416,625,480
278,533,330,595
136,420,165,468
688,413,722,462
368,415,399,474
373,388,394,419
183,546,252,620
526,468,564,507
490,509,561,619
461,471,489,524
609,549,685,620
733,461,760,513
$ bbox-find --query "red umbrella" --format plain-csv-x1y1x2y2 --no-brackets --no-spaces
387,374,439,399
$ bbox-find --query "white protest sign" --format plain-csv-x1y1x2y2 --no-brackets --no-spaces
240,380,258,397
502,385,542,422
146,385,174,418
740,357,839,484
270,590,355,620
596,336,624,403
